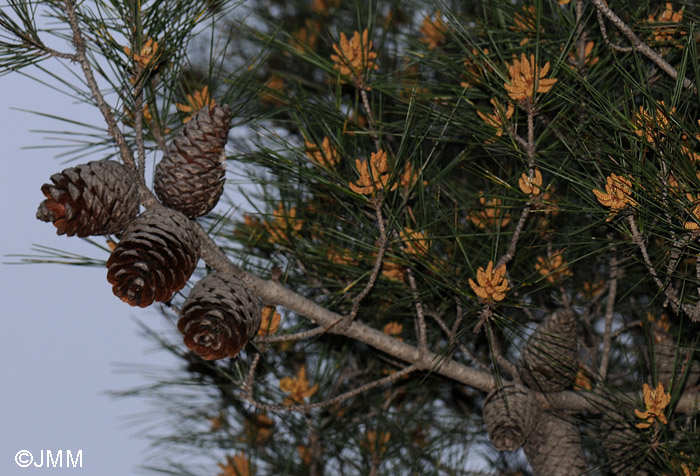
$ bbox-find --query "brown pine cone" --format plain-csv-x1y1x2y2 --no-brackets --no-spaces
36,159,139,237
106,207,199,307
522,411,588,475
177,273,260,360
600,411,651,475
482,384,540,451
519,308,579,392
154,105,231,217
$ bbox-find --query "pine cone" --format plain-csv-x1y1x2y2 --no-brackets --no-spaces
600,411,651,475
482,384,540,451
522,411,588,476
519,308,579,392
177,273,261,360
106,207,199,307
36,159,139,237
154,105,231,217
654,332,700,391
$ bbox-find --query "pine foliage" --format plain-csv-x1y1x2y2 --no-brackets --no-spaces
4,0,700,474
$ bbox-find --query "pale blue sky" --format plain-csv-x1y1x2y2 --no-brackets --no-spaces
0,63,181,475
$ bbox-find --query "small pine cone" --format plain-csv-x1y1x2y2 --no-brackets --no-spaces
177,273,261,360
36,160,139,237
522,411,588,476
519,308,579,392
154,105,231,217
482,384,540,451
106,207,199,307
600,412,651,475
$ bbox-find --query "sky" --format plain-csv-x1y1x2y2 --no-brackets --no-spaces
0,60,182,475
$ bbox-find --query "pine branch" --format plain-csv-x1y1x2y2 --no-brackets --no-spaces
132,70,147,182
406,267,428,356
595,7,633,53
255,326,326,344
590,0,696,91
598,253,619,381
61,0,148,191
241,364,418,413
346,200,387,323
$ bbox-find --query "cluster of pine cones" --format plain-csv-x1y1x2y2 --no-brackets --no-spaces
36,104,260,361
481,309,588,475
481,309,700,475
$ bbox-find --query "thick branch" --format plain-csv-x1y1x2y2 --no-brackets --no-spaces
549,387,699,414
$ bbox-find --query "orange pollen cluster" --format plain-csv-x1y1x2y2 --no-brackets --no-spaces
513,5,537,32
349,149,398,195
381,260,405,282
292,19,321,51
279,365,319,405
646,2,684,43
592,173,636,221
634,382,671,429
568,41,599,69
330,29,379,89
260,75,286,105
400,227,430,255
632,100,674,143
469,195,511,229
504,54,557,102
684,193,700,231
477,98,515,139
124,37,159,69
217,452,250,476
176,86,216,123
535,250,573,283
518,168,543,196
419,10,447,50
398,161,426,190
240,413,274,446
258,306,281,336
382,322,403,341
264,203,303,244
362,430,391,456
469,260,509,302
305,136,339,168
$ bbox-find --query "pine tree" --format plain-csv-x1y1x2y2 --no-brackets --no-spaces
3,0,700,474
